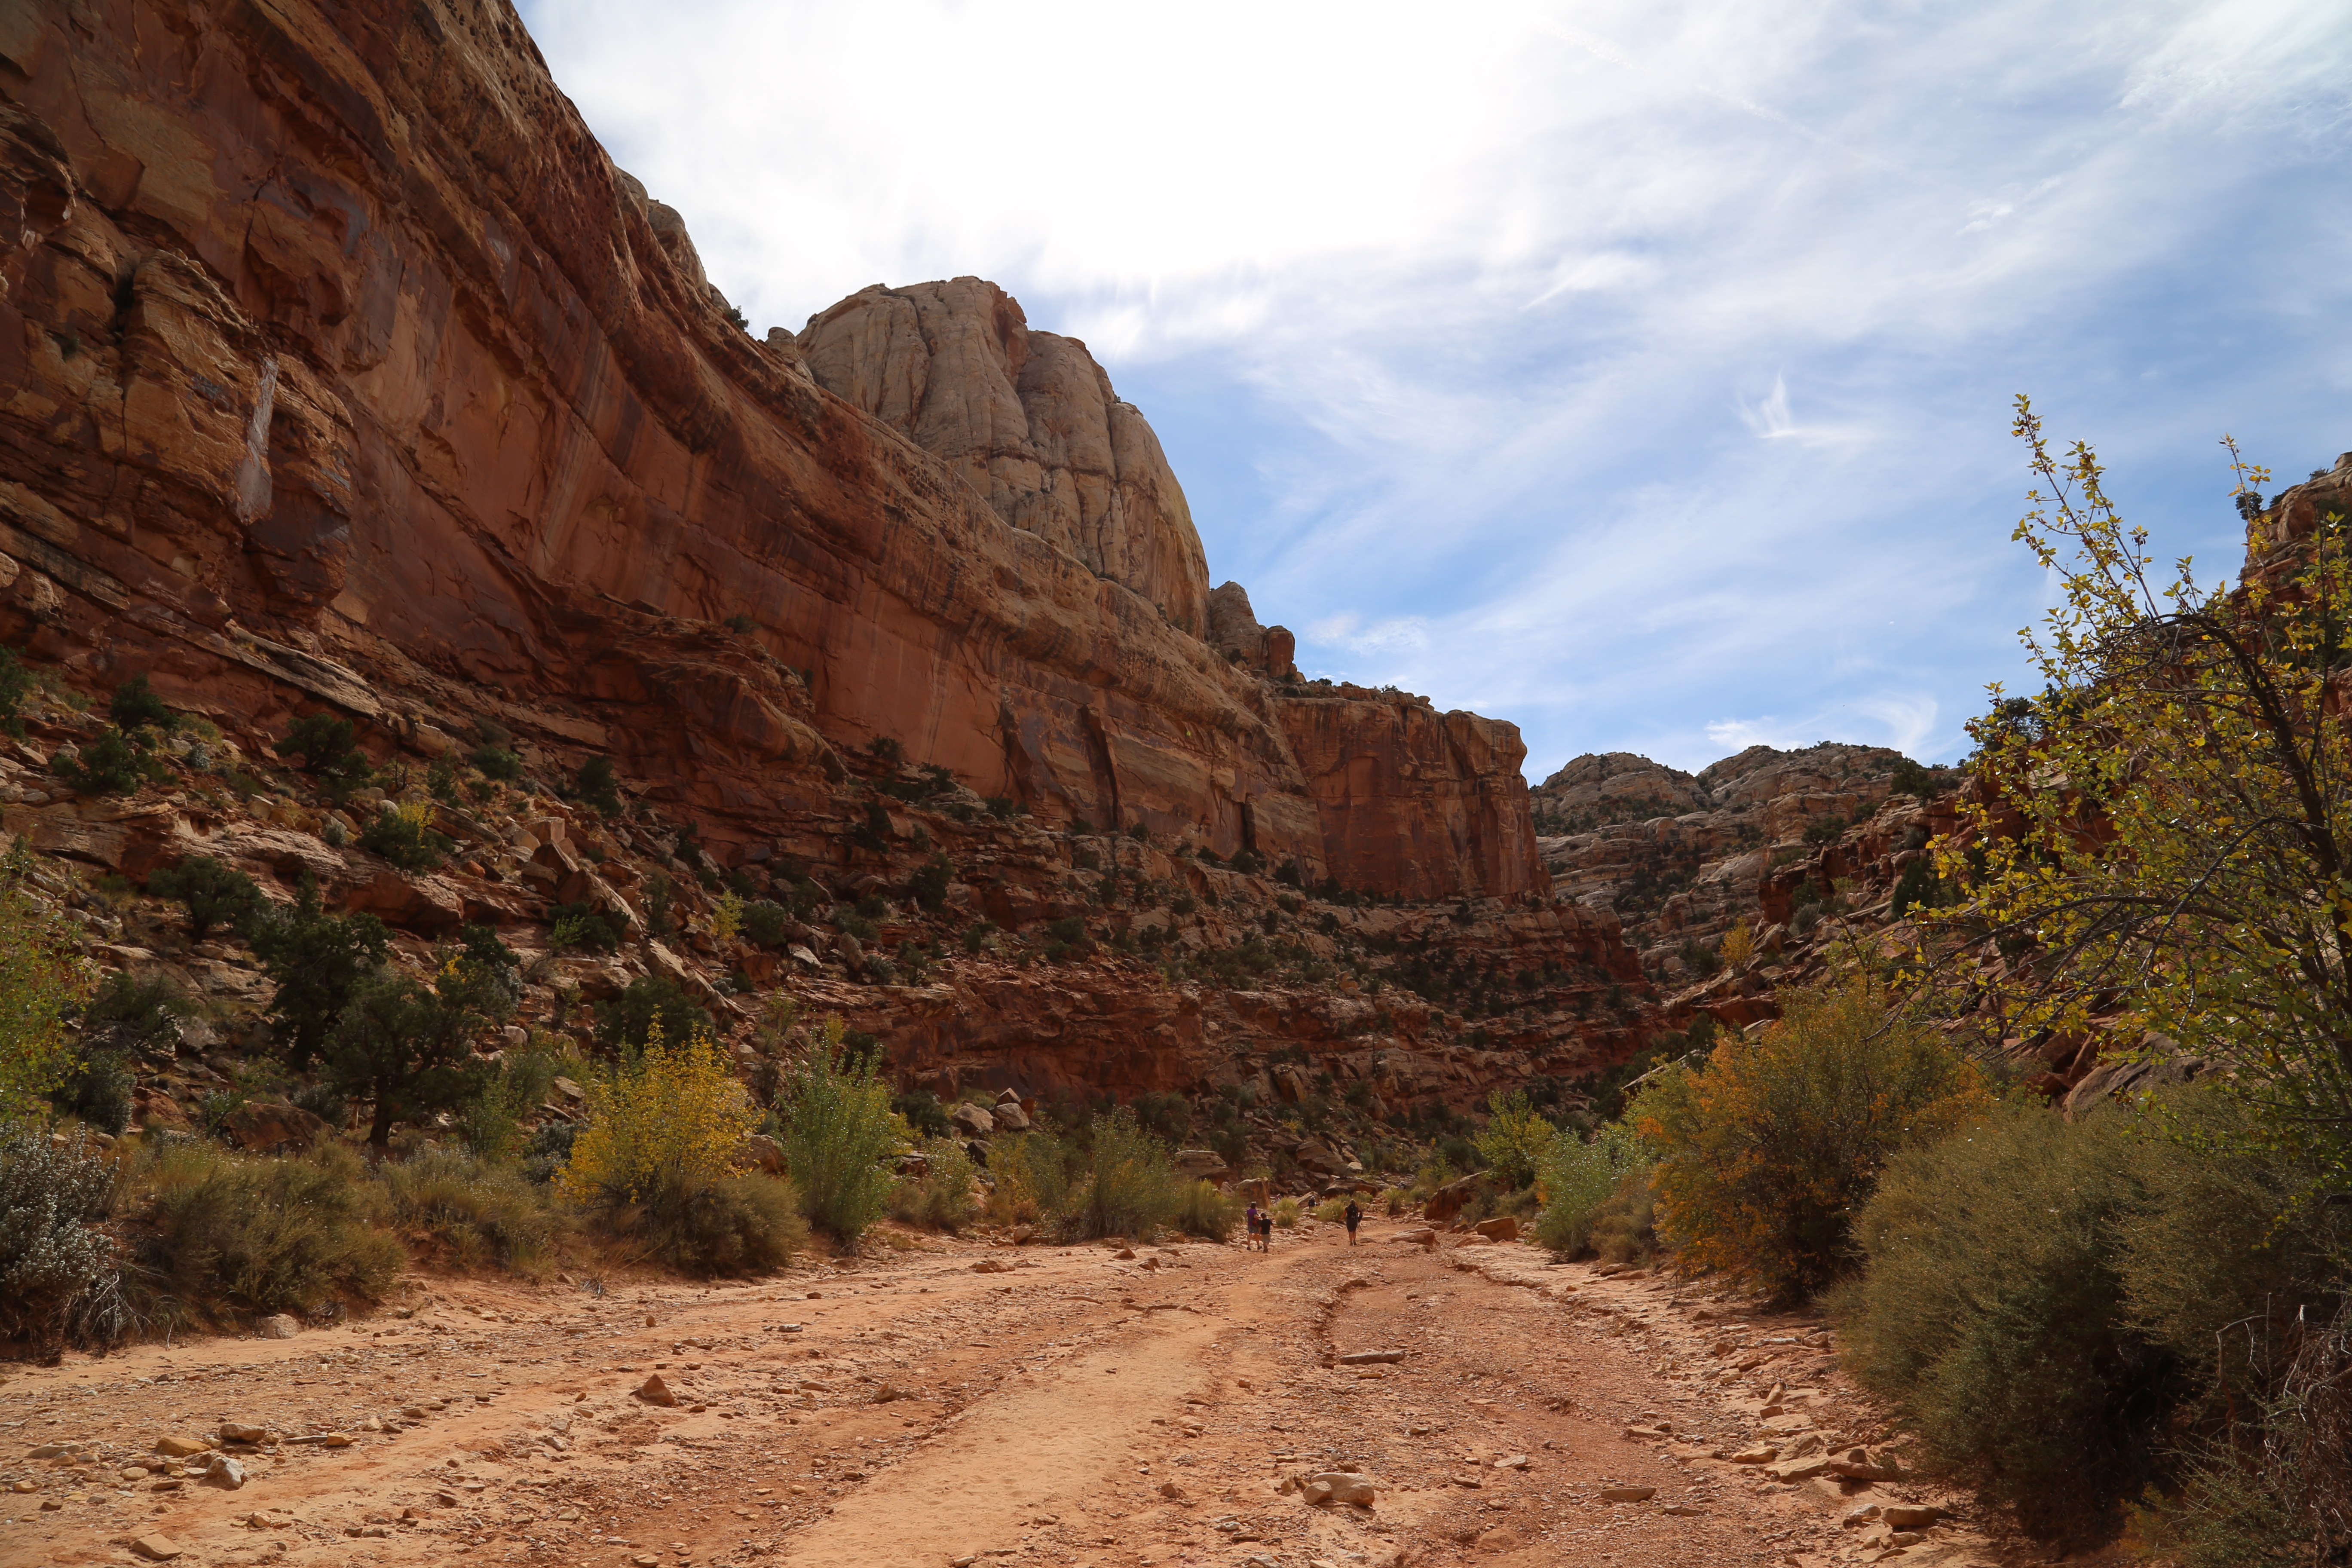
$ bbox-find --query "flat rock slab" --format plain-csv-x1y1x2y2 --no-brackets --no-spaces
1336,1350,1405,1365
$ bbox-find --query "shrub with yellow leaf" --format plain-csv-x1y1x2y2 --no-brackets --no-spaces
1633,978,1988,1301
1719,920,1755,970
558,1023,802,1274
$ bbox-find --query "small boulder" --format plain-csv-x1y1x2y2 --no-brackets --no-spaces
949,1102,996,1138
217,1423,272,1445
1304,1471,1376,1506
1880,1504,1941,1529
258,1314,300,1340
153,1435,212,1458
1599,1485,1657,1502
1158,1480,1187,1500
634,1374,679,1407
1336,1350,1405,1365
971,1258,1013,1274
131,1536,183,1561
200,1455,246,1490
1473,1216,1519,1243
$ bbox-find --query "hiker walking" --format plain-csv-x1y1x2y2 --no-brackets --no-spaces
1344,1198,1363,1245
1244,1202,1261,1252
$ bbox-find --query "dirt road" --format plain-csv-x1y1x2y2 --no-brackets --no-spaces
0,1220,2010,1568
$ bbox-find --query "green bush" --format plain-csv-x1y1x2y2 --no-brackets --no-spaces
1176,1178,1240,1240
0,1124,119,1349
108,674,173,738
909,854,954,913
0,645,28,737
53,728,155,794
83,971,189,1053
572,756,622,815
1077,1108,1185,1238
457,1040,579,1164
1837,1100,2171,1541
147,854,263,942
55,1042,133,1133
122,1140,402,1327
781,1023,903,1240
471,745,523,781
325,938,515,1147
245,877,391,1065
597,974,710,1053
1633,980,1989,1300
549,902,621,952
280,712,374,799
1472,1088,1557,1191
741,900,793,947
1840,1087,2348,1548
377,1148,563,1275
891,1089,951,1139
359,805,453,871
890,1136,979,1232
615,1173,806,1275
1534,1120,1653,1258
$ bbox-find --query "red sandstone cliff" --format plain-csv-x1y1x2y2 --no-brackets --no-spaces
0,0,1539,905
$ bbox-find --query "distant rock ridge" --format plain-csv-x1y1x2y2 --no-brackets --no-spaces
1532,741,1935,970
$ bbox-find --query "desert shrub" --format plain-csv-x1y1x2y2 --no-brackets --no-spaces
1176,1179,1240,1240
560,1025,757,1206
458,1040,580,1165
1078,1108,1186,1239
1472,1088,1556,1191
1633,980,1988,1299
146,854,264,942
378,1148,563,1274
1133,1090,1193,1145
778,1021,902,1240
109,673,174,737
741,899,792,947
359,800,453,871
0,848,92,1120
558,1025,796,1272
246,877,389,1066
55,1042,134,1134
549,902,621,952
1837,1100,2174,1540
1380,1185,1412,1217
1535,1120,1654,1258
1271,1196,1303,1228
521,1121,580,1184
0,644,28,737
0,1124,119,1349
890,1136,979,1232
1719,921,1754,968
52,727,157,794
470,744,523,781
596,974,710,1054
1840,1086,2349,1547
84,971,188,1054
909,854,955,913
122,1140,402,1326
280,712,375,799
572,755,622,815
891,1089,951,1139
1312,1197,1347,1222
326,940,514,1148
625,1173,808,1274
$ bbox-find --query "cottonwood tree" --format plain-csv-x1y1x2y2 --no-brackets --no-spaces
1922,399,2352,1194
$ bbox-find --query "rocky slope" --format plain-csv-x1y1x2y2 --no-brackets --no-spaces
0,0,1642,1158
1531,744,1951,972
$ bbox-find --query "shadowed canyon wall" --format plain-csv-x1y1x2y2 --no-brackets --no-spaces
0,0,1540,901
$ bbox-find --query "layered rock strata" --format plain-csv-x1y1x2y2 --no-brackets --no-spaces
0,0,1538,903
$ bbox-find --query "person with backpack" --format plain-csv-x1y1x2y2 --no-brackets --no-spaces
1244,1202,1261,1252
1344,1198,1363,1245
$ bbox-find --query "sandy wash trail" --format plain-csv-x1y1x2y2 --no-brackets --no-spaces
0,1219,2017,1568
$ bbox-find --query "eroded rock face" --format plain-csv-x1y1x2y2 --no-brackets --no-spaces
798,279,1211,638
0,0,1583,929
1280,688,1545,900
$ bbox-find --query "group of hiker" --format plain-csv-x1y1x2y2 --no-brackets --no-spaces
1240,1197,1362,1251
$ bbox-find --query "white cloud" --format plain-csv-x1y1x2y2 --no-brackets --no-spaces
520,0,2352,780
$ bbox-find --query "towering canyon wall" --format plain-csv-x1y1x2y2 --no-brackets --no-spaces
0,0,1540,900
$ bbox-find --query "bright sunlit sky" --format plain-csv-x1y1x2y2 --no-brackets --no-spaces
518,0,2352,779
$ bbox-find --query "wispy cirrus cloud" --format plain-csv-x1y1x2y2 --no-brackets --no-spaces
521,0,2352,777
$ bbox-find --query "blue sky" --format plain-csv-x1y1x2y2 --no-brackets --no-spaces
518,0,2352,779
